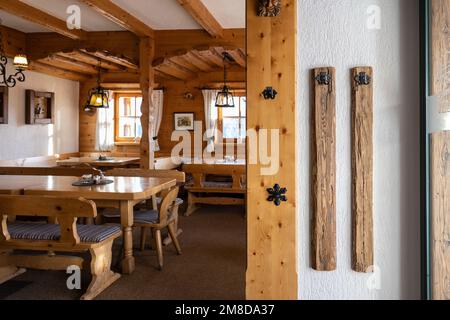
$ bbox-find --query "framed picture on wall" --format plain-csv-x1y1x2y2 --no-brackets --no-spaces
25,90,55,125
174,112,195,131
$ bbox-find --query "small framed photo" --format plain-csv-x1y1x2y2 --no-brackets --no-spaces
174,112,195,131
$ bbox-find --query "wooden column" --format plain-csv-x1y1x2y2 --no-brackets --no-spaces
431,131,450,300
139,37,155,169
351,66,374,273
430,0,449,113
79,80,98,152
311,67,336,271
246,0,298,299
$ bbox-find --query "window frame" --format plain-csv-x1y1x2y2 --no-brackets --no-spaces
114,92,143,143
217,91,247,143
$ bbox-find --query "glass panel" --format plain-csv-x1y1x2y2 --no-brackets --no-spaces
119,117,135,138
222,97,240,117
136,97,142,117
240,118,246,139
240,97,247,116
223,118,240,138
136,118,142,138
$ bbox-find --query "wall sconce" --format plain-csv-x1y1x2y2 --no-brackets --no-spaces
261,87,278,100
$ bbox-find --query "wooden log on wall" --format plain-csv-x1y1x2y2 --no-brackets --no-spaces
430,0,450,113
246,0,298,299
139,37,155,169
351,66,374,273
311,67,337,271
431,130,450,300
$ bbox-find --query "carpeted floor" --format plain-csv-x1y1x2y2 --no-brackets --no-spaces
0,205,246,300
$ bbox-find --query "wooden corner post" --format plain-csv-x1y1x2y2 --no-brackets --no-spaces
246,0,298,299
140,37,156,169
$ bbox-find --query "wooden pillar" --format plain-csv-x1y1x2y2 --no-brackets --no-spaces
139,37,155,169
246,0,298,299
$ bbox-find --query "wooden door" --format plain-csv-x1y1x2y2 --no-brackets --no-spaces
246,0,298,299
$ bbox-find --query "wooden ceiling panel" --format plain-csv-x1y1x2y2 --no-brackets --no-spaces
58,51,124,71
29,61,90,82
40,55,101,74
82,49,138,70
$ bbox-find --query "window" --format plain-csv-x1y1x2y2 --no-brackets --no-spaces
114,93,142,142
217,94,246,141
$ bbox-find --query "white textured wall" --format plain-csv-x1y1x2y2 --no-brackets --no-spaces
0,63,79,160
297,0,420,299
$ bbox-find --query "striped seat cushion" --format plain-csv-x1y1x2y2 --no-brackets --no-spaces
8,223,121,243
134,210,159,224
102,198,183,219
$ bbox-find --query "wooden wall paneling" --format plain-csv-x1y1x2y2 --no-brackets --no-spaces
430,0,450,113
431,130,450,300
139,37,155,169
311,67,337,271
246,0,298,299
351,66,374,273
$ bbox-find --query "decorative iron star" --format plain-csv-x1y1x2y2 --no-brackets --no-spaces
267,184,287,206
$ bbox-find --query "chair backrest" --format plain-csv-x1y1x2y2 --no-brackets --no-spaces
158,187,179,224
0,195,97,244
107,168,185,183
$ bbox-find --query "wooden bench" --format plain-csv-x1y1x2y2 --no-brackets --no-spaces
182,163,246,216
0,153,80,168
0,195,122,300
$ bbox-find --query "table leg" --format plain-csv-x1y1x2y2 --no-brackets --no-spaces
120,201,135,274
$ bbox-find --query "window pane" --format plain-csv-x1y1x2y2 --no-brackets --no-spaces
135,118,142,138
223,118,240,138
240,118,246,139
240,97,246,116
119,97,133,117
222,97,240,117
119,117,135,138
136,97,142,117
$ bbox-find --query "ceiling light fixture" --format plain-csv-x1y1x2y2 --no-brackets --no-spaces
85,60,109,111
0,23,28,88
215,52,235,108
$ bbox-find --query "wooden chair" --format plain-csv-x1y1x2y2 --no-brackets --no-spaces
105,168,185,246
134,187,182,270
0,195,121,300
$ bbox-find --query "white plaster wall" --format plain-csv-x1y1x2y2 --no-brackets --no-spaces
0,63,79,160
297,0,420,299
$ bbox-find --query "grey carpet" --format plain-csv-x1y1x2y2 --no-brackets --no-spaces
1,205,246,300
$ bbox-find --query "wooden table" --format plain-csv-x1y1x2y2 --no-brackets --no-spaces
0,175,176,274
56,157,140,168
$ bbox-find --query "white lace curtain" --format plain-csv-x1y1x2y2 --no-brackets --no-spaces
95,91,114,152
202,90,219,153
151,90,164,152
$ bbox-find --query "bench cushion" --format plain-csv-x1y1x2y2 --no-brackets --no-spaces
156,197,184,206
8,223,121,243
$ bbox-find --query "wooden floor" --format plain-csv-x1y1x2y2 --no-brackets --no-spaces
0,205,246,300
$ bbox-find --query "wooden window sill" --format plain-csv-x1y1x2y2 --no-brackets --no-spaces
115,142,140,146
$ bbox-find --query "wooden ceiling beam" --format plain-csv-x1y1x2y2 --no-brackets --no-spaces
29,61,90,82
80,0,154,38
82,49,138,70
155,29,244,58
58,51,124,71
177,0,224,38
0,0,87,40
227,48,246,68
